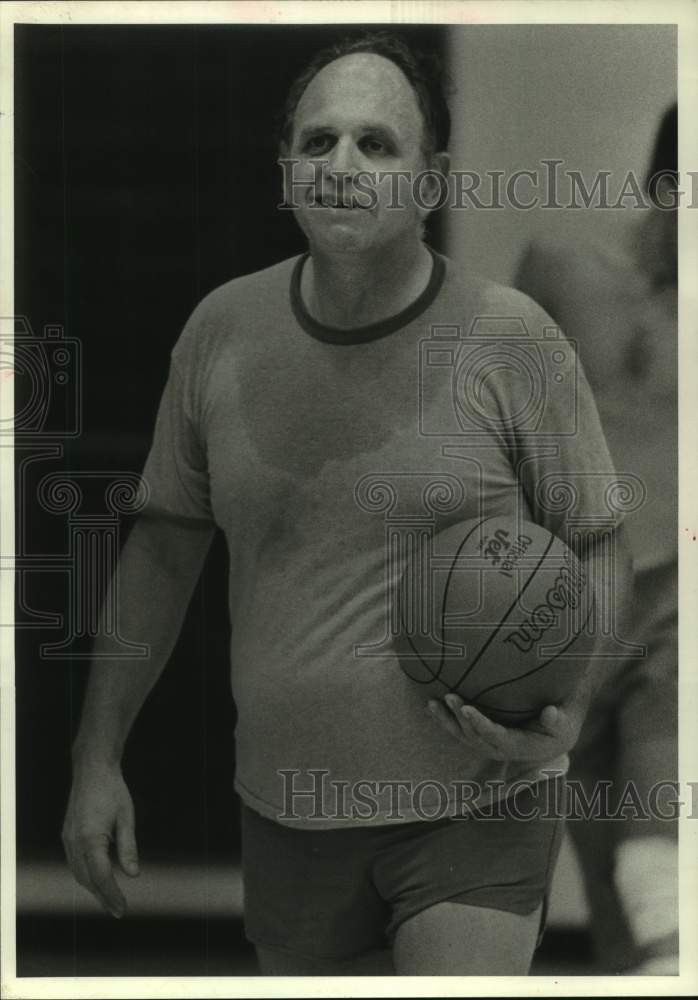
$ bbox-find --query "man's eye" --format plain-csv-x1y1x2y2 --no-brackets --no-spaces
361,137,391,155
304,134,334,155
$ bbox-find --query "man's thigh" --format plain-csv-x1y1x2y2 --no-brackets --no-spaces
257,903,542,976
393,900,543,976
256,945,394,976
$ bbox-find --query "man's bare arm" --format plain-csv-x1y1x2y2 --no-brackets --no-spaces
62,513,215,917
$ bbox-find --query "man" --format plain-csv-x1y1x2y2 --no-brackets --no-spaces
63,33,631,976
516,104,678,975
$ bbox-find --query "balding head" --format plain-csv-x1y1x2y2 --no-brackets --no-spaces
278,32,451,160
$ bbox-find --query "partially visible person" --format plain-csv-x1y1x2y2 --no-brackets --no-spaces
516,103,678,975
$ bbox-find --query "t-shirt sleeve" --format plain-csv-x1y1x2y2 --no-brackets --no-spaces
476,293,627,542
139,354,214,526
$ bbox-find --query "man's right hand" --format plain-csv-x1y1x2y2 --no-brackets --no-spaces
62,763,140,918
59,514,213,917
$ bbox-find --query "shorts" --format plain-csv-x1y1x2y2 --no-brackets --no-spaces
241,777,566,961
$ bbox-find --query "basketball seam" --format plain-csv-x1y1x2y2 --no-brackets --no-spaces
400,629,452,691
470,593,596,703
473,600,594,712
434,515,496,682
446,531,557,694
397,515,494,690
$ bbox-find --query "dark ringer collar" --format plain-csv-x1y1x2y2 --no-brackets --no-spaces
290,246,446,345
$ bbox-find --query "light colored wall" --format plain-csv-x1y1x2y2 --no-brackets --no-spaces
445,25,676,284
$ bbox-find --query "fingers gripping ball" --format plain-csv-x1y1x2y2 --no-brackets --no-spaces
393,516,595,724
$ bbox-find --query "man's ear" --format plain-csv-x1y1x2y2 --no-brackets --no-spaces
277,142,291,175
277,144,293,206
417,151,450,215
431,151,450,178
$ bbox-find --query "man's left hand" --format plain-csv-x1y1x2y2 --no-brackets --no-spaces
426,674,592,763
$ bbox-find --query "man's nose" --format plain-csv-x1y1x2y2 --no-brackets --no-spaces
325,136,362,179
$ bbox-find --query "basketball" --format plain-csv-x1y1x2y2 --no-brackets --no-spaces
393,515,595,724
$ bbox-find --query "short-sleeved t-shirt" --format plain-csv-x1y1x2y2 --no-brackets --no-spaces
141,249,621,827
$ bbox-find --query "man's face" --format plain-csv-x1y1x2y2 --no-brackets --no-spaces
283,53,439,255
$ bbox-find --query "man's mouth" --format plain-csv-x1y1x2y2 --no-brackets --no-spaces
312,195,370,210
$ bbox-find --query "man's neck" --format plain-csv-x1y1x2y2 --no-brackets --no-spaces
301,240,434,330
